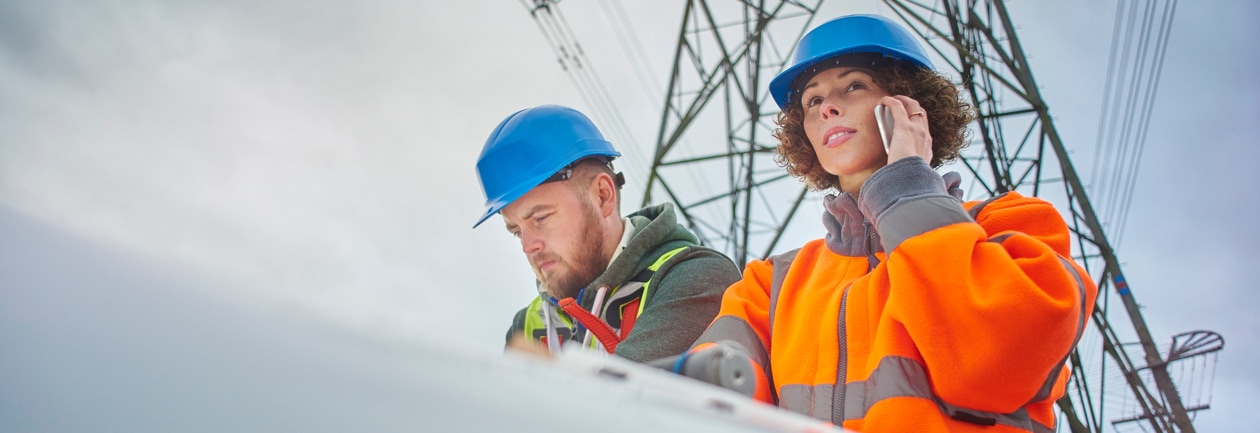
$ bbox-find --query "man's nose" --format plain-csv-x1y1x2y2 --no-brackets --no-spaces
520,230,543,255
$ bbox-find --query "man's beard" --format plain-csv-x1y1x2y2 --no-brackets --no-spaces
537,201,609,300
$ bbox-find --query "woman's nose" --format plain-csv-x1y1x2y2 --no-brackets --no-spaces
821,98,841,117
820,99,841,120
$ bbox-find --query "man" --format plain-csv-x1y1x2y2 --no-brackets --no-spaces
474,105,741,362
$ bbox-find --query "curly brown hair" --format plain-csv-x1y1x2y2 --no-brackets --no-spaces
772,59,973,191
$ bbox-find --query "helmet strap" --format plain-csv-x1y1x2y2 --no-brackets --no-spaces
541,166,574,184
541,156,624,189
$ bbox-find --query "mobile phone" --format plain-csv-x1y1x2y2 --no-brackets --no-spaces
874,104,894,152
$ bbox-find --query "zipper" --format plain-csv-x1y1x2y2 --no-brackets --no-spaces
864,221,881,270
833,285,850,424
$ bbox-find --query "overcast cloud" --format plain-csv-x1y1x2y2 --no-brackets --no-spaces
2,0,1256,431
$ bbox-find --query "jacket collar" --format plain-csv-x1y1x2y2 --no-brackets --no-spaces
581,203,694,307
822,192,882,258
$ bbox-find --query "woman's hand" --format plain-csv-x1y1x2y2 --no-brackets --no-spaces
879,95,933,164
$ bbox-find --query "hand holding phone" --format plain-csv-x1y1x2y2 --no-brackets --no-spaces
874,104,894,153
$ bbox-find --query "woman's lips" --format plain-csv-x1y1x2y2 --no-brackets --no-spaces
822,126,856,148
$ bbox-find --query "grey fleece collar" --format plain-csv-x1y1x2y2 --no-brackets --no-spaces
581,203,692,307
822,157,966,258
823,192,880,257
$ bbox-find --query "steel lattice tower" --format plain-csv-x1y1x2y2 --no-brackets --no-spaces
643,1,1221,431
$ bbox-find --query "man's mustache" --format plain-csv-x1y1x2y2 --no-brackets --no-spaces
529,252,562,269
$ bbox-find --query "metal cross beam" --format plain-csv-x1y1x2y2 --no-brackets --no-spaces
643,0,827,265
880,1,1198,430
645,1,1213,431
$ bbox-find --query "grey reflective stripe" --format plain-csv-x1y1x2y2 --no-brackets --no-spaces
1027,256,1090,403
841,355,1052,432
879,195,973,252
765,249,799,404
987,233,1091,405
778,384,834,421
692,315,771,379
841,357,934,421
967,192,1010,220
769,249,852,424
767,249,800,344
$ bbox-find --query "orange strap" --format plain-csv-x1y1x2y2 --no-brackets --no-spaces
557,297,621,352
620,298,641,339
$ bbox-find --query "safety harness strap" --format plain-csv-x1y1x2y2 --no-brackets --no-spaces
620,298,641,339
558,297,622,352
524,245,694,353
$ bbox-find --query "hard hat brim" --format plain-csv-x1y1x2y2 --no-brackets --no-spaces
768,14,934,110
473,146,620,228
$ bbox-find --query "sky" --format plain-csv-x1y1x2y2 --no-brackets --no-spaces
2,0,1257,431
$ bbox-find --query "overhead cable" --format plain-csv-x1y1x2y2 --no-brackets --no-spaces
521,0,649,176
1089,0,1178,247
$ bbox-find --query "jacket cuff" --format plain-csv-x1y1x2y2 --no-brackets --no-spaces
859,157,971,252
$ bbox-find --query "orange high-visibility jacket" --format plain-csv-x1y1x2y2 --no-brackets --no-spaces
692,158,1097,433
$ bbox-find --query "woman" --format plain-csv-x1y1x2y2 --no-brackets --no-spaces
685,14,1097,433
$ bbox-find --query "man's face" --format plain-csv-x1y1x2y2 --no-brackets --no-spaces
502,180,608,300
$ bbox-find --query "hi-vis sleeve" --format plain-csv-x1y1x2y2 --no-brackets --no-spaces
688,257,779,404
865,160,1098,414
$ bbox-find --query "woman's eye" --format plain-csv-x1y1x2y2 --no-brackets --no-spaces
846,81,867,92
805,96,823,107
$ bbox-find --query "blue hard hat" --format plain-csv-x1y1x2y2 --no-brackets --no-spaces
768,14,934,109
473,105,620,228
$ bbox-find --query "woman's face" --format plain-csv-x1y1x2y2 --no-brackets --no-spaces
799,66,890,193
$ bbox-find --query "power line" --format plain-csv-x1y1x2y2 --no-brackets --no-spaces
1089,0,1178,247
1114,0,1177,242
591,0,724,225
1103,0,1157,237
520,0,649,177
596,0,665,100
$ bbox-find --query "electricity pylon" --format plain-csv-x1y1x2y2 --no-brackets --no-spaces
642,1,1221,431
